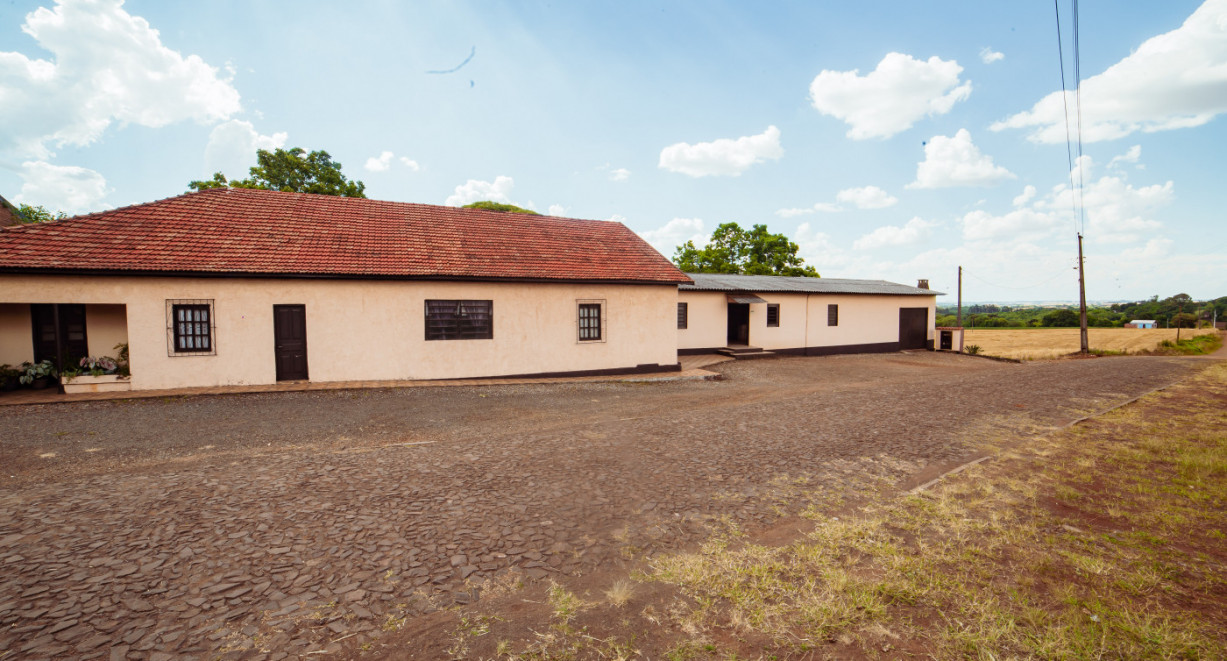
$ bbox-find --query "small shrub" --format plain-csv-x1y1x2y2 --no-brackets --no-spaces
965,344,982,355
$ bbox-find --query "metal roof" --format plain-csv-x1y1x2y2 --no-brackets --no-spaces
680,272,943,296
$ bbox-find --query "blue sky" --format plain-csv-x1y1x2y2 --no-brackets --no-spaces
2,0,1224,302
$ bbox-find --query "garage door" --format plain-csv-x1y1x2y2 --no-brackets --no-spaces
898,308,928,350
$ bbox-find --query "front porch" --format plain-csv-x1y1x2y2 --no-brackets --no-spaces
0,302,129,389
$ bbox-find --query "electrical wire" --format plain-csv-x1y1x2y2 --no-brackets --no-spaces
1053,1,1085,237
1073,0,1086,236
962,266,1076,292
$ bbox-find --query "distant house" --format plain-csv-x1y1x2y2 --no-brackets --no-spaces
0,189,690,391
1125,320,1157,329
678,273,939,355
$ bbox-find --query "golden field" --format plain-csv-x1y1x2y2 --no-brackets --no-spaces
962,327,1219,360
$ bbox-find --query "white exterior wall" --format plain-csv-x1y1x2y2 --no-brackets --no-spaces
677,291,728,350
678,290,936,351
803,294,935,349
0,275,679,390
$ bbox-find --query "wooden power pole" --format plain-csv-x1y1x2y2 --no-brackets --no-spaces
1077,233,1089,354
957,266,963,328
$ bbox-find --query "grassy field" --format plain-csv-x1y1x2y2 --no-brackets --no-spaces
964,327,1220,360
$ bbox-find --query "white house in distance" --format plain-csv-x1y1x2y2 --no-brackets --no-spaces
0,189,691,390
677,273,939,356
1126,320,1157,329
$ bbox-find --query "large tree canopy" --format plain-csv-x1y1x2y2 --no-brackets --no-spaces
672,222,819,277
188,148,366,198
461,201,539,215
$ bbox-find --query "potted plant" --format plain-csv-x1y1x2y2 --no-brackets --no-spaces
61,351,132,394
0,364,19,392
18,360,57,389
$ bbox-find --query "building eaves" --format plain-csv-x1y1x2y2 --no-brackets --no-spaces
680,272,942,296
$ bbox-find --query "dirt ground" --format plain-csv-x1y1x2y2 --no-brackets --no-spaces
0,351,1208,659
963,327,1217,360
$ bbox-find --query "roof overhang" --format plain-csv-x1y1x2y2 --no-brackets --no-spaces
726,293,769,304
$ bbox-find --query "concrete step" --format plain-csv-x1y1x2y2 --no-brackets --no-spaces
716,346,777,359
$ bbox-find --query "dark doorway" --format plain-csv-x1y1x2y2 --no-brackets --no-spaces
273,305,309,381
31,304,89,369
899,308,929,350
727,303,750,345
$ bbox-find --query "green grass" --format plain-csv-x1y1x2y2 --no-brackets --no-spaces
1152,332,1223,355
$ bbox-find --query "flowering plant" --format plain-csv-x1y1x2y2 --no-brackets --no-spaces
79,355,119,376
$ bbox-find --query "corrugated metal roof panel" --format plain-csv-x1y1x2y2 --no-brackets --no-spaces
681,272,942,296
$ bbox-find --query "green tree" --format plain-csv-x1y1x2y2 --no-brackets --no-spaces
15,204,67,224
461,201,539,215
672,222,819,277
188,148,366,197
1041,308,1080,327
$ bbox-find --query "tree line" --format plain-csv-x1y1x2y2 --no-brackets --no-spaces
936,293,1226,328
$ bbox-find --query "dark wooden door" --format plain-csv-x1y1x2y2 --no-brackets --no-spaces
273,305,308,381
31,304,89,368
727,303,750,345
899,307,929,350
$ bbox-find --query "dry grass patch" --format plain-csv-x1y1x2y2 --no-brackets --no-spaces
647,362,1227,658
964,327,1218,360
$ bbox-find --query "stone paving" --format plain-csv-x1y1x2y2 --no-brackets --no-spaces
0,352,1202,659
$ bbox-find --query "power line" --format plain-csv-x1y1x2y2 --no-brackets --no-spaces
962,266,1075,291
1073,0,1086,236
1053,0,1085,236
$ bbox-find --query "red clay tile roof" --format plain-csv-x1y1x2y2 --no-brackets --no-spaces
0,189,691,284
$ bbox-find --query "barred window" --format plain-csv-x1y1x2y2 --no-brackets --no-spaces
766,304,780,327
828,304,839,327
425,300,493,340
173,304,212,353
578,303,602,341
677,302,688,329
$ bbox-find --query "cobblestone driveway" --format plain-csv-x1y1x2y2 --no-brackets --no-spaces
0,353,1199,659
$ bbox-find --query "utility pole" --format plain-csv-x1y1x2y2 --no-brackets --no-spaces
957,266,963,327
957,265,964,353
1077,233,1089,354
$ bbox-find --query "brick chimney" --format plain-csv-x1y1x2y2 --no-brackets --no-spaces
917,279,929,289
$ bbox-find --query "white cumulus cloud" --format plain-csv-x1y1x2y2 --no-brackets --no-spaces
979,47,1005,64
547,204,568,217
853,217,936,250
908,129,1015,188
204,120,287,179
1107,145,1142,169
836,185,898,209
658,126,783,177
364,151,421,173
775,202,841,218
776,185,896,217
14,160,111,214
0,0,242,158
444,175,515,207
808,52,972,140
609,168,631,182
637,217,707,257
1012,185,1038,207
992,1,1227,143
961,207,1062,243
365,151,395,172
